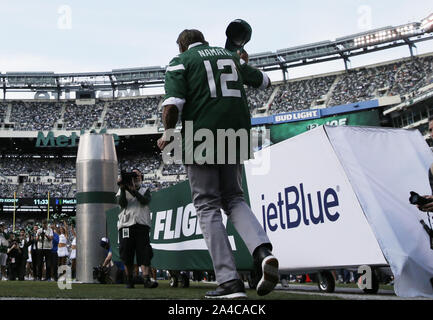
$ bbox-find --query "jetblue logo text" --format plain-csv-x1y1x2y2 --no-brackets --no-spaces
261,183,340,232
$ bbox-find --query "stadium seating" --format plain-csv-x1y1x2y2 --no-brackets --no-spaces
245,86,274,113
0,102,7,124
268,55,433,114
0,55,432,131
272,75,336,113
389,56,433,96
9,101,62,131
162,163,187,176
63,101,104,130
0,152,186,197
1,54,433,198
104,98,160,129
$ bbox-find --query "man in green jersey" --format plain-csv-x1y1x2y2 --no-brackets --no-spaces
158,29,279,299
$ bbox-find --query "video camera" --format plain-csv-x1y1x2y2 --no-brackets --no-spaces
93,265,111,284
118,171,139,187
409,191,433,206
409,191,433,250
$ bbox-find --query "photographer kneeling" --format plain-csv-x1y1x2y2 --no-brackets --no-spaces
116,168,157,289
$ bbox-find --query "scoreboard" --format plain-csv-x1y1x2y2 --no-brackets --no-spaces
0,197,76,206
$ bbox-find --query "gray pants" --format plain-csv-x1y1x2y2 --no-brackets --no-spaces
186,164,271,284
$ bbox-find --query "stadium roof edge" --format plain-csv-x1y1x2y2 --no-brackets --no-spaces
112,66,165,73
2,15,433,90
276,40,333,53
335,26,394,42
5,72,55,75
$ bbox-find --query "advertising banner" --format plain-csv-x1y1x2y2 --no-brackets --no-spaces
244,126,387,272
325,126,433,298
272,109,321,124
270,109,380,143
106,180,253,271
245,125,433,298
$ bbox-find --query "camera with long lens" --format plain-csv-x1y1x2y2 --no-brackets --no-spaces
409,191,433,250
118,171,138,187
409,191,433,206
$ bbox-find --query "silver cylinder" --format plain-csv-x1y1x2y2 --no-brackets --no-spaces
76,133,118,283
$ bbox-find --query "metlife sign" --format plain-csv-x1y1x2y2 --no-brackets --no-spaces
244,126,386,271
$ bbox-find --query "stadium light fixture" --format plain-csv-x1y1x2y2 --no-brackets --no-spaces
421,13,433,32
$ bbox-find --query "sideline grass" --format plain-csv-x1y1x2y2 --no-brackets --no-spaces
0,280,340,300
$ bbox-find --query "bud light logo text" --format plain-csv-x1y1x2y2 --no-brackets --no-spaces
261,183,340,232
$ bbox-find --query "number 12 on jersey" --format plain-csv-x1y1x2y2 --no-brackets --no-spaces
203,59,241,98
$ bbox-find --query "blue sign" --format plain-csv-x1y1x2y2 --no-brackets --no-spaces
249,99,380,127
273,110,321,124
260,183,340,233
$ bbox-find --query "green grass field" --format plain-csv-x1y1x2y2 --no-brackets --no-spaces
0,280,341,300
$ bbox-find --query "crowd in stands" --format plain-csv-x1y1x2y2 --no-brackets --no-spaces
9,101,61,131
120,152,162,175
0,152,186,198
272,76,336,113
19,183,72,198
389,56,433,96
0,182,17,196
162,163,186,176
245,86,274,112
0,156,76,178
104,98,160,129
0,156,51,176
0,55,432,130
63,102,104,130
52,159,75,178
269,55,433,114
328,56,433,107
0,54,432,200
142,179,181,192
0,103,7,124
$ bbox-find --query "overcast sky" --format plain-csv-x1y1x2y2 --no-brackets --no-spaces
1,0,433,81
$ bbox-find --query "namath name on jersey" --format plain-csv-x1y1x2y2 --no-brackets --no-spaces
197,48,232,58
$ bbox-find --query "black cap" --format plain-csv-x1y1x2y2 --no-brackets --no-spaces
225,19,252,52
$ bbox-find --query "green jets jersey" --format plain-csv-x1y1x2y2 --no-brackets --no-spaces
163,42,268,164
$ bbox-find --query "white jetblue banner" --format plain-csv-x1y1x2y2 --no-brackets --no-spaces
244,126,387,272
325,125,433,298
